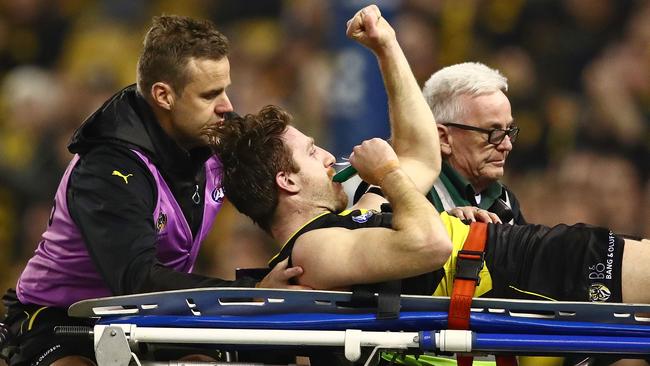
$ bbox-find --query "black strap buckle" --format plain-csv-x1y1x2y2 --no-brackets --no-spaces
350,280,401,320
455,249,485,283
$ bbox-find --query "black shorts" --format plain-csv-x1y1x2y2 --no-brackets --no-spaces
485,223,624,303
1,289,95,366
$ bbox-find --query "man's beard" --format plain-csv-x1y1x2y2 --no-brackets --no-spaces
303,175,348,213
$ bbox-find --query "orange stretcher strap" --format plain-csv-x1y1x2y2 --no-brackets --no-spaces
449,222,487,330
449,222,517,366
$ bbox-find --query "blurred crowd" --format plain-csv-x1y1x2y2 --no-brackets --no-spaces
0,0,648,302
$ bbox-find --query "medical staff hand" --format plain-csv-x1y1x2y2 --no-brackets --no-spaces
257,258,311,290
447,206,502,224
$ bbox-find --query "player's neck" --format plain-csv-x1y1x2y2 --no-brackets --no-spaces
271,200,329,245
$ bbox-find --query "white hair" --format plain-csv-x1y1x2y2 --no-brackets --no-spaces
422,62,508,123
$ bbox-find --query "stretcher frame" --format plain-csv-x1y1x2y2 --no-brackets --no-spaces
67,288,650,365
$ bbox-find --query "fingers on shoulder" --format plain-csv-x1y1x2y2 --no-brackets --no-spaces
488,212,502,224
284,266,304,277
448,207,466,220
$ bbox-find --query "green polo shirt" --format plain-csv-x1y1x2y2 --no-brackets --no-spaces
427,161,504,212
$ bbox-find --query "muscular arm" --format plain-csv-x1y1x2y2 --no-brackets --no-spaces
68,146,257,295
293,146,452,289
288,7,452,289
375,34,440,192
287,6,452,290
349,6,440,212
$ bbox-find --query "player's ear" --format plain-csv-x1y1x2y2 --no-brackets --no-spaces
276,171,300,194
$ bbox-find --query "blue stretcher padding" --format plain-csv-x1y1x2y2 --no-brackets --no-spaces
75,289,650,359
473,333,650,354
415,331,650,354
98,311,650,338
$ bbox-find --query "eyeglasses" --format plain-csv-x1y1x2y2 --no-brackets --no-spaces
442,122,519,145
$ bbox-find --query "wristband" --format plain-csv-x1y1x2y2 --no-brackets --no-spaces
374,160,400,186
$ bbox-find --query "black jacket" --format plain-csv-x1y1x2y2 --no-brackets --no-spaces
66,85,257,296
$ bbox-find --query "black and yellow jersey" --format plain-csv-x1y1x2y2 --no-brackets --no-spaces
268,209,494,296
268,208,625,303
268,208,392,268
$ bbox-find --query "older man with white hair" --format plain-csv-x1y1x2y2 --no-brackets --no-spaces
355,62,526,224
421,62,526,224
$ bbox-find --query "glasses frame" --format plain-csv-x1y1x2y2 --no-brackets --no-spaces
442,122,519,145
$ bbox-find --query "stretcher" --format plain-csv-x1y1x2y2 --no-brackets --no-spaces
66,288,650,365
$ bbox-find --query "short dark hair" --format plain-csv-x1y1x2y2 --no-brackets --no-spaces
137,15,229,95
212,105,299,232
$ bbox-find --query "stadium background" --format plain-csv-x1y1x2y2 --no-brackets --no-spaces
0,0,648,320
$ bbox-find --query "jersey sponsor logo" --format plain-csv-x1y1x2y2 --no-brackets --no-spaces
588,232,617,281
112,170,134,184
211,186,225,203
351,210,373,223
156,212,167,232
588,262,612,280
589,283,611,302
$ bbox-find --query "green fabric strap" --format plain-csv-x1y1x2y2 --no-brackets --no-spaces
427,162,504,212
438,170,470,206
381,352,496,366
427,166,471,213
427,189,445,212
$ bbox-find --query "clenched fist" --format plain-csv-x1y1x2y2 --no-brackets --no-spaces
346,4,396,53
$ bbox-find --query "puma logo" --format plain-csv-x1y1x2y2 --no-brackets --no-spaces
112,170,133,184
